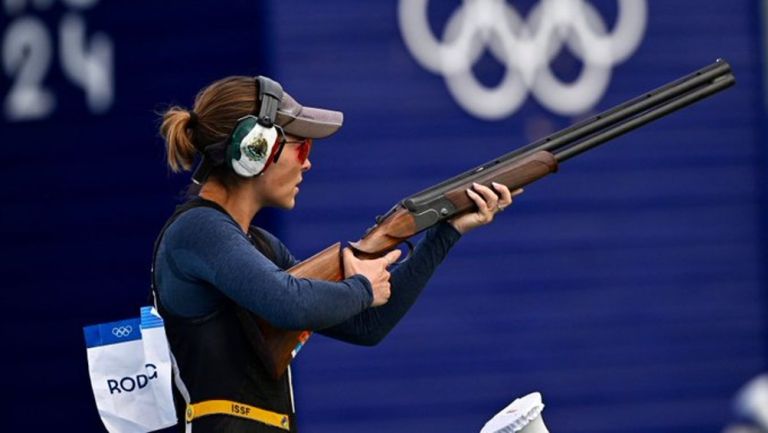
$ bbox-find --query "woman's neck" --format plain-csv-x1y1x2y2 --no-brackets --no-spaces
198,179,262,233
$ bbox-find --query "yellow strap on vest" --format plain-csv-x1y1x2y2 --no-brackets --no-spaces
186,400,290,431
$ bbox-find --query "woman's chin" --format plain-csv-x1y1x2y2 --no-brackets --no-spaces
282,197,297,209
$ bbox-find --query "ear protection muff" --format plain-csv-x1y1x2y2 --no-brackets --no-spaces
191,76,286,184
227,76,286,178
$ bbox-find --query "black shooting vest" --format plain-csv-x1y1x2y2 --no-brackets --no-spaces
151,198,297,433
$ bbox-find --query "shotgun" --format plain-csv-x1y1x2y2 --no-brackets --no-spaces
257,59,736,379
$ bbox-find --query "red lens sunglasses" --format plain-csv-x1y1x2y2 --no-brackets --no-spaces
283,137,313,164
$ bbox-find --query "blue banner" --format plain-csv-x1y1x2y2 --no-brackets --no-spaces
83,318,141,348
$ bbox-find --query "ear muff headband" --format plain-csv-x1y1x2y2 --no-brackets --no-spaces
256,76,283,127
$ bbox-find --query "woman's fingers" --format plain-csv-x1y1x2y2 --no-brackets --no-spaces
382,249,402,266
492,183,524,211
491,182,512,210
466,188,488,212
472,183,499,210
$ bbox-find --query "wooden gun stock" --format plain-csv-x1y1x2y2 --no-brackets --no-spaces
256,243,344,378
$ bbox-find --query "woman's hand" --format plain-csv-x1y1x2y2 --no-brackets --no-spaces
343,248,402,307
448,182,523,235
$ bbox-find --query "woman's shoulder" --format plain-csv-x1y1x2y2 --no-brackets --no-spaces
162,206,241,248
170,205,237,230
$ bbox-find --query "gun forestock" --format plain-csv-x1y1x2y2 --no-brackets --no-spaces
406,151,558,224
443,150,559,207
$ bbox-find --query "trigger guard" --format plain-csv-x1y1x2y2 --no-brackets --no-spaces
395,240,415,264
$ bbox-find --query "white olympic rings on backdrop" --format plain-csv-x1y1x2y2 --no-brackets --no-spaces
398,0,647,119
112,325,133,338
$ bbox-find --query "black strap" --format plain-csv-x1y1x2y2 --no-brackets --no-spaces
239,221,281,376
191,140,229,185
149,198,213,306
255,76,283,127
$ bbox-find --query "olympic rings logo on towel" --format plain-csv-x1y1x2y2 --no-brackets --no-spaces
112,325,133,338
398,0,647,119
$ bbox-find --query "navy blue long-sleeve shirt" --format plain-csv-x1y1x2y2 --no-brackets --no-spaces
155,206,461,345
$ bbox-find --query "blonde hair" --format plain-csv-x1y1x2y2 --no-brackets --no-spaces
160,76,258,172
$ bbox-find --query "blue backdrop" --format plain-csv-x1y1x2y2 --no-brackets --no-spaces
2,1,766,433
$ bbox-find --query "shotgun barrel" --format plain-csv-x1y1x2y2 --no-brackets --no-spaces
403,59,735,213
